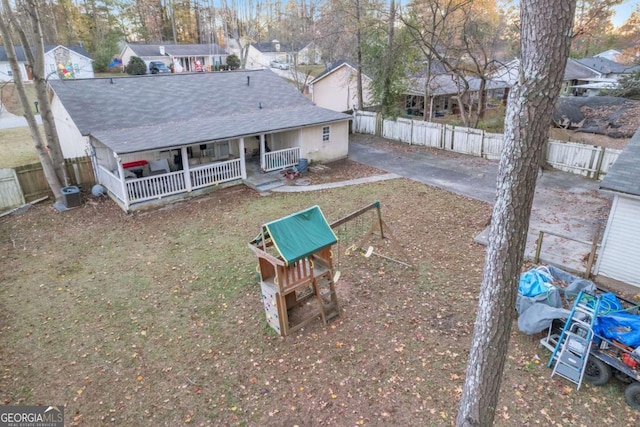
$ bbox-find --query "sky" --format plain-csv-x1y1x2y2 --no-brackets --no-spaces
611,1,638,27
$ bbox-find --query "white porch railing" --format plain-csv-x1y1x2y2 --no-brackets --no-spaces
190,159,242,189
263,147,300,172
97,166,125,203
126,171,186,203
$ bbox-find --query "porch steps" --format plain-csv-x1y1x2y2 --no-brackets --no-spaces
243,174,286,192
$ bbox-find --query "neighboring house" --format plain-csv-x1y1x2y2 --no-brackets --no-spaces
0,45,93,82
405,64,510,119
309,60,374,112
297,42,322,65
120,43,228,73
246,40,292,69
596,127,640,289
490,58,621,97
48,70,351,212
577,56,640,80
245,40,321,70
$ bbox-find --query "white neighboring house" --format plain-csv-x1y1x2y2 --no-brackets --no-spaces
309,60,374,113
0,45,94,82
245,40,322,70
490,58,615,97
594,49,622,62
120,43,228,72
596,127,640,289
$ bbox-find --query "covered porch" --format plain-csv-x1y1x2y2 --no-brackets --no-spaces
92,132,302,211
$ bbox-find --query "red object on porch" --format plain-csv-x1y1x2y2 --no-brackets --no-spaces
122,160,148,169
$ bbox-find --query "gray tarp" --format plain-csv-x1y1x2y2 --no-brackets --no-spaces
517,266,596,335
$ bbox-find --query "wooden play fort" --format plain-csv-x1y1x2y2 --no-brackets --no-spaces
248,205,340,336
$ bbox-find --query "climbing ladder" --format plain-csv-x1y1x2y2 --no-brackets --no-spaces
547,291,601,390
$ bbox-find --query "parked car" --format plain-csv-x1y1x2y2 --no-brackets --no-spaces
149,61,170,74
270,60,290,70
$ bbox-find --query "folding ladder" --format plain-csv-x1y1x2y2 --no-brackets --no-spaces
547,291,601,390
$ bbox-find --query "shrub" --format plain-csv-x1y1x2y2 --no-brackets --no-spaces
226,54,241,70
125,56,147,75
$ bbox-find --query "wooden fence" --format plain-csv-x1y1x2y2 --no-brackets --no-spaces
353,110,621,180
1,157,95,212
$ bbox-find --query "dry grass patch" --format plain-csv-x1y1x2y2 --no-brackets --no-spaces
1,180,639,426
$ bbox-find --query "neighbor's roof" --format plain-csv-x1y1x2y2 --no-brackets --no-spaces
406,74,509,97
126,43,227,57
0,45,92,62
564,58,600,81
309,60,372,85
251,41,294,53
600,127,640,197
261,205,337,266
577,57,640,75
49,70,351,154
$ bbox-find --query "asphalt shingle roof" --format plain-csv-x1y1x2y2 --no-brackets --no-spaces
600,127,640,196
49,70,351,154
577,57,640,75
564,58,599,80
0,45,91,61
127,43,227,57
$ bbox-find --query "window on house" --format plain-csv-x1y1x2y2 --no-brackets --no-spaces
322,126,330,142
74,64,80,73
6,66,12,77
49,64,56,74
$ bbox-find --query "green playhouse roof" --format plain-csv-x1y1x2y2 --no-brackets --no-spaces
262,205,337,266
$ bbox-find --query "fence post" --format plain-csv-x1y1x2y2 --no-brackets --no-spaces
409,118,414,145
584,224,602,278
534,230,544,264
593,146,606,181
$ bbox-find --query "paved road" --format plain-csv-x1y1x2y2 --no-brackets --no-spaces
349,134,612,272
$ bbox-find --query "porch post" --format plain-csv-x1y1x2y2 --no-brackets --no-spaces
239,137,247,179
260,134,266,171
116,156,130,210
181,146,192,192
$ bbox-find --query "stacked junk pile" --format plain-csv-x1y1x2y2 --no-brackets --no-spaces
517,265,640,410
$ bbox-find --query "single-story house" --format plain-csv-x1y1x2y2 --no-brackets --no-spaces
597,127,640,289
48,70,351,211
0,45,94,82
309,60,374,112
245,40,321,70
119,43,228,73
405,72,510,119
490,58,602,97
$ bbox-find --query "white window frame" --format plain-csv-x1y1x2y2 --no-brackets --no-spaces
322,126,330,143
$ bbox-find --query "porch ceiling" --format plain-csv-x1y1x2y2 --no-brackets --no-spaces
91,106,350,155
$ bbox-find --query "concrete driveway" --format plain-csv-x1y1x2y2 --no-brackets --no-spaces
349,133,613,273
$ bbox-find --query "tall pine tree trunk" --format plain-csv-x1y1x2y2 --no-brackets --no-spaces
456,1,577,425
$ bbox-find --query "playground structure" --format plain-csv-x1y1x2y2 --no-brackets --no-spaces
248,202,412,336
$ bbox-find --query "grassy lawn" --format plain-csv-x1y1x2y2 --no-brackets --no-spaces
0,126,40,168
2,180,639,426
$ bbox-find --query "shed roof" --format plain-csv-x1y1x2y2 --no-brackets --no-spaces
261,205,337,266
600,127,640,197
49,70,351,154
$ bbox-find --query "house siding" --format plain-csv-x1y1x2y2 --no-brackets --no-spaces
595,195,640,288
299,121,349,162
51,94,90,159
312,66,373,112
